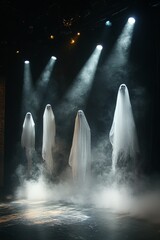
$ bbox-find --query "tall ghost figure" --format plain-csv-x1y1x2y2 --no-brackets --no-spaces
21,112,35,175
109,84,139,173
42,104,56,175
69,110,91,185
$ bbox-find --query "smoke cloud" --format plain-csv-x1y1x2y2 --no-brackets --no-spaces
14,161,160,226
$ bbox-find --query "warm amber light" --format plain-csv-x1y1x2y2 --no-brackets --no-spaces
50,35,54,39
77,32,80,36
70,39,75,44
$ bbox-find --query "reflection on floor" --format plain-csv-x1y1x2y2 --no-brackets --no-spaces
0,200,160,240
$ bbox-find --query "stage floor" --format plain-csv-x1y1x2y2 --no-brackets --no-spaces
0,200,160,240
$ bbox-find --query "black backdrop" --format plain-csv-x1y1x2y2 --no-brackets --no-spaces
1,1,160,191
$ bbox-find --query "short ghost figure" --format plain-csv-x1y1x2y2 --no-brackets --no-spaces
42,104,56,175
69,110,91,186
109,84,139,173
21,112,35,175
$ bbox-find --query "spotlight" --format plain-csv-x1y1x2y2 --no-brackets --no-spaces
96,45,103,50
24,60,29,64
105,20,112,27
70,39,75,44
77,32,80,36
128,17,135,24
51,56,57,60
50,35,54,39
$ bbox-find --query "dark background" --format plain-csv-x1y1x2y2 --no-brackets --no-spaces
0,0,160,190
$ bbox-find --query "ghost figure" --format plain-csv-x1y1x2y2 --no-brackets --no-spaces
109,84,139,173
69,110,91,185
21,112,35,175
42,104,56,175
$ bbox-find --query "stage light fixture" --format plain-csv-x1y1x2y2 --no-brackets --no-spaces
105,20,112,27
51,56,57,60
24,60,29,64
50,35,54,39
128,17,135,24
70,39,75,44
96,45,103,50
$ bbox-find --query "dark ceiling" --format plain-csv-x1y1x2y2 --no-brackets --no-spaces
0,0,160,74
0,0,159,38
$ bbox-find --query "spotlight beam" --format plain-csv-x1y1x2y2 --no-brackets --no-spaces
21,61,33,119
103,18,136,87
58,45,103,117
66,46,102,104
32,57,57,117
21,57,57,122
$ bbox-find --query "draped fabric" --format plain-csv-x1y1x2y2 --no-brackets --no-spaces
42,104,56,175
69,110,91,185
21,112,35,174
109,84,139,172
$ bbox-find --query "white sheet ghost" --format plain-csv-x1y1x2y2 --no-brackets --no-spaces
42,104,56,175
109,84,139,172
69,110,91,185
21,112,35,175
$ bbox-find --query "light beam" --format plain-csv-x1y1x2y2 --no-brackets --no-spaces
21,60,33,119
104,17,136,87
59,45,103,117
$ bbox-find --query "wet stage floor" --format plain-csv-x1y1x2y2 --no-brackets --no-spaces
0,200,160,240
